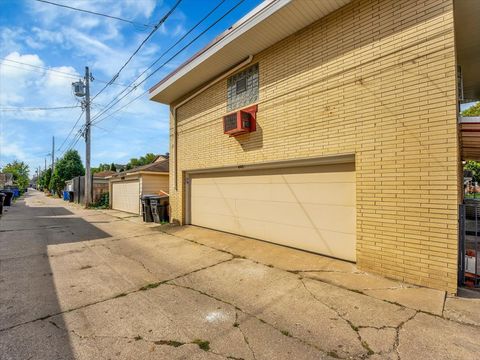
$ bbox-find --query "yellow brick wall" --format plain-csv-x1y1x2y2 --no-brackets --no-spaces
169,0,459,293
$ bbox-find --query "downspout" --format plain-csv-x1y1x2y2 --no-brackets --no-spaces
172,55,254,190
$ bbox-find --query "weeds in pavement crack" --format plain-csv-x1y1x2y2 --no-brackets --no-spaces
235,311,257,360
192,339,210,351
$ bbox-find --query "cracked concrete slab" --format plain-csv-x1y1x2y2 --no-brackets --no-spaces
54,284,258,360
172,258,366,358
358,327,397,354
301,278,416,328
236,312,337,360
398,312,480,359
301,271,407,292
363,287,446,315
0,320,226,360
443,296,480,326
163,225,357,273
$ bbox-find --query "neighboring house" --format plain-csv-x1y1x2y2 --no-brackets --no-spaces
149,0,480,293
108,156,169,214
0,173,13,189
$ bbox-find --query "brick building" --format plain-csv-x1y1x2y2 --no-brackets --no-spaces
149,0,480,293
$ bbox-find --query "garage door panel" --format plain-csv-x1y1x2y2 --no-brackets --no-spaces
191,196,237,217
235,199,311,227
190,163,356,261
112,181,140,214
193,211,242,234
304,204,356,234
290,183,356,206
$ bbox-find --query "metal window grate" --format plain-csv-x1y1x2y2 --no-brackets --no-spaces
227,64,258,111
224,113,238,132
236,77,247,94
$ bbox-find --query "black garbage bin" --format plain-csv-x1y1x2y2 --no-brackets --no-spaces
68,191,75,203
0,193,5,215
140,195,154,223
0,190,13,206
150,195,169,223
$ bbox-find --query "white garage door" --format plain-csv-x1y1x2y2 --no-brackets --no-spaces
190,163,356,261
112,181,140,214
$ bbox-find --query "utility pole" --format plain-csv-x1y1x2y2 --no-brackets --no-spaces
44,158,47,172
51,136,55,172
84,66,92,206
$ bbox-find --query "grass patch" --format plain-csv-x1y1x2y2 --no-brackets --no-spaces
280,330,291,337
192,339,210,351
139,282,162,291
362,341,374,355
154,340,184,347
233,322,239,327
134,335,143,341
349,323,359,332
113,293,127,298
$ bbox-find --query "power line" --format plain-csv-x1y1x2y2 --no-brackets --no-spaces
1,59,79,78
91,0,227,123
92,0,245,126
57,109,85,153
0,58,131,87
62,125,85,156
0,105,81,111
34,0,154,29
91,0,183,101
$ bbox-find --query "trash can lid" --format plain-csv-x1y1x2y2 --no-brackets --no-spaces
149,194,168,199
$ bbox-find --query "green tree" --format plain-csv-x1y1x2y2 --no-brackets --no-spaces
462,102,480,117
110,163,116,172
126,153,158,169
49,172,63,196
38,168,52,191
50,150,85,195
2,161,29,191
465,160,480,183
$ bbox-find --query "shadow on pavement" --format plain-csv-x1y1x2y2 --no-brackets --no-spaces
0,190,112,359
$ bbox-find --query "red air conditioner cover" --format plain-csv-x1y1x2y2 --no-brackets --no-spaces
223,105,257,136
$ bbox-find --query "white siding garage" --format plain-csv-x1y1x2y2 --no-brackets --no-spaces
112,181,140,214
189,163,356,261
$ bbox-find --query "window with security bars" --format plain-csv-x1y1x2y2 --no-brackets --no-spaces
223,113,238,132
227,64,258,111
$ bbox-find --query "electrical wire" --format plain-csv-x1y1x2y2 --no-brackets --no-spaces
91,0,246,126
91,0,227,123
0,58,131,87
0,105,81,111
57,109,85,153
34,0,154,29
91,0,183,101
62,125,85,156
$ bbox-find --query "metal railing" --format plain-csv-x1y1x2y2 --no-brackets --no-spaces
459,201,480,288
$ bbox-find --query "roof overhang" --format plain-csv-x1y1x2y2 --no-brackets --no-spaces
149,0,352,104
454,0,480,102
108,171,169,179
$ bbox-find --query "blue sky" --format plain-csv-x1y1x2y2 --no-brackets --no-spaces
0,0,262,176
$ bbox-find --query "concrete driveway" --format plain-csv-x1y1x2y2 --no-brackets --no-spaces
1,190,480,360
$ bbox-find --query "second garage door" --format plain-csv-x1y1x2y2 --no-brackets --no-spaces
112,181,140,214
189,163,356,261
